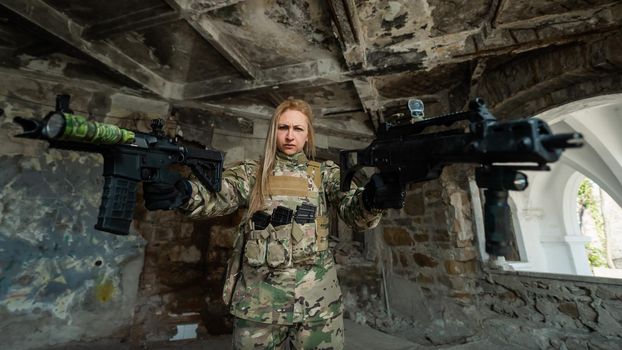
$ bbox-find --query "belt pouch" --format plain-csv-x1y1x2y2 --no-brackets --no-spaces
244,225,271,266
266,223,292,268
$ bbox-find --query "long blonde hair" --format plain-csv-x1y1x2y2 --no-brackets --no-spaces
248,98,316,215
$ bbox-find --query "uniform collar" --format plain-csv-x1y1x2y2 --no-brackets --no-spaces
276,150,308,165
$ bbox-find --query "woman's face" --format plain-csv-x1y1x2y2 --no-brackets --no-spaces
276,109,309,155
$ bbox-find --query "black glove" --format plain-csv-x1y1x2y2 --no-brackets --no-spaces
143,177,192,211
362,174,406,210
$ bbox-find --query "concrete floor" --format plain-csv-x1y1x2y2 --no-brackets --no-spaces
56,319,512,350
144,319,421,350
54,319,418,350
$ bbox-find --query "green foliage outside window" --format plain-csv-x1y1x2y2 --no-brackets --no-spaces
577,179,607,268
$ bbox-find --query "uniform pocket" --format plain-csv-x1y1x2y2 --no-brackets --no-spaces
266,224,292,268
244,225,271,267
291,222,316,262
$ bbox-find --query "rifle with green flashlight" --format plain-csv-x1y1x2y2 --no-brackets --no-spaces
13,94,223,235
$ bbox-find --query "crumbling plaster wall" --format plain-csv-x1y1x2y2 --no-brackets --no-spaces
0,64,268,349
0,70,157,350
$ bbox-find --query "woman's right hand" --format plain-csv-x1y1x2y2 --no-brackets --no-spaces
143,178,192,211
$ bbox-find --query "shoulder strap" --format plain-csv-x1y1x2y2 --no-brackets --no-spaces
306,160,321,189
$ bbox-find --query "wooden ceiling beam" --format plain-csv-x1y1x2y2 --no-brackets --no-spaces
0,0,171,97
168,0,258,79
327,0,365,69
164,0,247,14
183,58,348,99
83,4,181,40
352,77,382,131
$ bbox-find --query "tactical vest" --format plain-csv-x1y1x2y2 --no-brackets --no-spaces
243,160,329,268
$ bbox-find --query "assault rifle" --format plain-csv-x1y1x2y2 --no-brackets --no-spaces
340,98,583,257
13,94,223,236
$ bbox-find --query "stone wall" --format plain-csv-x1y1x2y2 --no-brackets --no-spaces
357,164,622,348
479,271,622,349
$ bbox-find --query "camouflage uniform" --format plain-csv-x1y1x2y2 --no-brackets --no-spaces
182,151,383,349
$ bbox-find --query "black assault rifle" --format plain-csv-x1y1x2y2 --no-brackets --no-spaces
340,98,583,257
13,94,223,236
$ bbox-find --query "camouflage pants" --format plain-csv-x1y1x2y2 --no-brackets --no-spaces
232,314,344,350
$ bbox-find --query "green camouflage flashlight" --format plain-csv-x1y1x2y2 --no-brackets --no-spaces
43,112,135,144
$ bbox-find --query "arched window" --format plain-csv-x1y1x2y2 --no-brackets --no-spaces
473,94,622,277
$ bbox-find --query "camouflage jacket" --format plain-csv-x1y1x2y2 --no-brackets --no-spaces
182,151,383,325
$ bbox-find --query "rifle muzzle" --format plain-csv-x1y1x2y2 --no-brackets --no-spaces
13,116,45,139
541,132,583,150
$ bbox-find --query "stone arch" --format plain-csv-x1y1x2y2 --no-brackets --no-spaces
472,30,622,120
503,94,622,275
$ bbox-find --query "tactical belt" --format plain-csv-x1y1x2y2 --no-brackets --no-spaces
252,203,317,230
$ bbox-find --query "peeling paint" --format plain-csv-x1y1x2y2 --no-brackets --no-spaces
95,280,115,303
0,96,147,348
382,2,403,22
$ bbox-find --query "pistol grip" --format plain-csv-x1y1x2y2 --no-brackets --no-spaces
95,176,137,235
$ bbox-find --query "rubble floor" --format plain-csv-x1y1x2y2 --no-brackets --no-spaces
57,319,510,350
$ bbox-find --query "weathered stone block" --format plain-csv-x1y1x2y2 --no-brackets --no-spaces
432,228,451,242
416,273,434,284
398,251,411,268
447,247,479,261
404,191,425,216
168,245,201,263
413,232,429,242
444,259,478,275
558,302,580,318
434,207,447,224
439,275,468,291
413,252,438,268
154,225,176,241
179,222,195,239
456,239,474,248
383,226,414,246
209,225,237,248
424,189,442,203
449,291,474,303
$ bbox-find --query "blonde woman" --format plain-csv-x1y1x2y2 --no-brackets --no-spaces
144,98,404,349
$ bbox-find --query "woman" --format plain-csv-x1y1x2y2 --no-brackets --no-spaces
144,98,403,349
